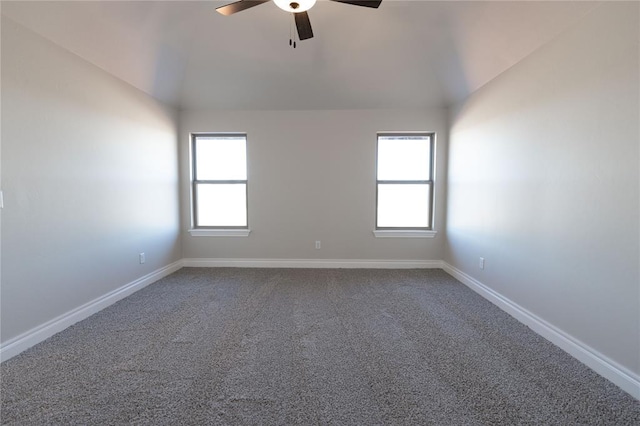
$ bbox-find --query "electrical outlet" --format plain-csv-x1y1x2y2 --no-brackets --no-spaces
479,257,485,270
315,241,321,249
139,253,146,264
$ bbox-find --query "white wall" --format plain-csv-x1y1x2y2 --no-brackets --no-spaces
445,2,639,378
1,17,181,344
180,109,447,261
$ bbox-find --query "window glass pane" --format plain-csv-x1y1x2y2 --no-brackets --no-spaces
377,135,431,181
196,184,247,227
195,136,246,180
377,184,430,228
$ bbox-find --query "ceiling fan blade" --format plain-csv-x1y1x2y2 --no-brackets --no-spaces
329,0,382,8
295,11,314,41
216,0,270,16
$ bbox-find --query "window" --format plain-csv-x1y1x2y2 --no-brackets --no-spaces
191,134,248,233
375,133,435,233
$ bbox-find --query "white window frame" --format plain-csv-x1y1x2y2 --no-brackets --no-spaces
374,132,436,238
189,133,250,237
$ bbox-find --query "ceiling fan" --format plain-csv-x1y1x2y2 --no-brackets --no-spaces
216,0,382,44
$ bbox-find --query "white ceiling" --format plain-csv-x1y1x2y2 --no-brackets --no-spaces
2,1,598,110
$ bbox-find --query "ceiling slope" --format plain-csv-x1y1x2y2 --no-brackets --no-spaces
1,1,597,109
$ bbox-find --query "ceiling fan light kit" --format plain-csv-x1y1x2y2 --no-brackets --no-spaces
274,0,316,13
216,0,382,44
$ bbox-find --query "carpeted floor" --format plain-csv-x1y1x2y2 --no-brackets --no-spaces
1,268,638,425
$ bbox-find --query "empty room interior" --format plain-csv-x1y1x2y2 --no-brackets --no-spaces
1,0,639,424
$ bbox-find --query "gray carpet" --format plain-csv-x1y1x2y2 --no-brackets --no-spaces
1,268,638,425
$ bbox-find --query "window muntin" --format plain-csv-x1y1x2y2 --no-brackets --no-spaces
192,134,248,228
376,133,434,230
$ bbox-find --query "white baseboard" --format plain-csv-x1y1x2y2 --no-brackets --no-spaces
3,257,637,400
441,261,640,400
182,258,444,269
0,260,184,363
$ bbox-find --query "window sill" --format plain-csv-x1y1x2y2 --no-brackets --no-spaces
373,230,437,238
189,229,251,237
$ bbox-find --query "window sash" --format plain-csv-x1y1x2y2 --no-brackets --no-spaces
377,136,432,180
192,134,248,229
376,182,433,230
194,136,247,180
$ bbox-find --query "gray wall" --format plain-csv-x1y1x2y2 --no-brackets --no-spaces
445,3,639,375
180,109,447,260
1,17,182,343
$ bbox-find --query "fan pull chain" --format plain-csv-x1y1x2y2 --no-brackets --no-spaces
289,14,292,47
291,13,297,48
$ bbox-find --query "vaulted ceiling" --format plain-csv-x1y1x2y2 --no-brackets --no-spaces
2,1,598,110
